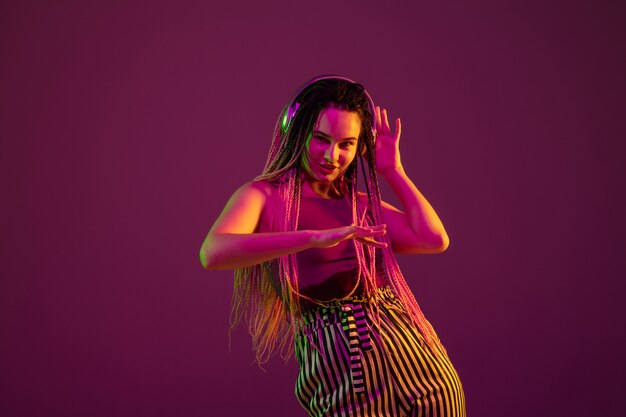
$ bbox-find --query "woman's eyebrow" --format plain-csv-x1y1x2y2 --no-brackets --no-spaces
312,130,358,141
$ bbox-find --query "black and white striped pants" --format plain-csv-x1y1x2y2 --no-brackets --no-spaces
294,287,465,417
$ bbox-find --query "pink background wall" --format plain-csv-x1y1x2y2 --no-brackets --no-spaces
1,1,625,416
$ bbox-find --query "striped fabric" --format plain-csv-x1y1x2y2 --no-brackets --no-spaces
294,287,465,417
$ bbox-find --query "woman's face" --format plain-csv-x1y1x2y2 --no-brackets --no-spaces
301,106,362,184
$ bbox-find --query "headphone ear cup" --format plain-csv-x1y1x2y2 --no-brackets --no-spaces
280,105,289,134
281,102,301,134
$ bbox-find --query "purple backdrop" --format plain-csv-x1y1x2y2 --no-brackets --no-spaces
1,1,625,416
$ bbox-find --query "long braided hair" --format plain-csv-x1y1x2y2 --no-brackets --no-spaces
230,77,441,365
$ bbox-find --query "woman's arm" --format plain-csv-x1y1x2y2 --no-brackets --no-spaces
379,167,449,254
374,107,449,254
200,181,387,270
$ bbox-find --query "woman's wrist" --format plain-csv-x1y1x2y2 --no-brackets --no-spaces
379,164,406,180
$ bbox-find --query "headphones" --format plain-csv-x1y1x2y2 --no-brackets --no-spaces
280,75,377,138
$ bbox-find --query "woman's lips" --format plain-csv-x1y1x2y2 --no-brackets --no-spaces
319,163,338,174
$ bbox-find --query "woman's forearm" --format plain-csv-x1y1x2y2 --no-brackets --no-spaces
382,166,449,249
200,231,318,270
200,224,388,270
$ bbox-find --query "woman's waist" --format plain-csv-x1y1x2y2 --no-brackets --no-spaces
294,268,388,310
295,285,404,331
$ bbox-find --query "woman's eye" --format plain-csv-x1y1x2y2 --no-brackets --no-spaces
340,142,354,149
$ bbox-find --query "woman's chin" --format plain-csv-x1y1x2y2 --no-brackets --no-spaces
303,169,336,183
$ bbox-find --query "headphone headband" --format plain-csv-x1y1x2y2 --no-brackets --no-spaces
281,75,376,136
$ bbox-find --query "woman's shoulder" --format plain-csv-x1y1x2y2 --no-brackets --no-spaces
236,179,279,201
241,180,280,232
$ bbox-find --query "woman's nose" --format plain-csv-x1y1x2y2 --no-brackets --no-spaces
324,145,338,162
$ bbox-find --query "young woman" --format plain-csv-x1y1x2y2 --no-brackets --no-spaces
200,76,465,417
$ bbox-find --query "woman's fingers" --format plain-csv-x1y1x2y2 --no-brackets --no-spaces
315,224,388,248
382,109,389,134
356,236,388,248
395,117,401,142
348,224,388,247
350,224,386,235
375,106,399,140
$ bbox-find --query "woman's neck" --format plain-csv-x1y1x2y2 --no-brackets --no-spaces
301,175,342,199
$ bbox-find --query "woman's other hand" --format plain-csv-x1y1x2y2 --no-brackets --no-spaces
311,224,387,249
374,106,402,175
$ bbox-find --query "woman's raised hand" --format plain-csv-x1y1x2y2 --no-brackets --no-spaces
374,106,402,175
311,224,388,249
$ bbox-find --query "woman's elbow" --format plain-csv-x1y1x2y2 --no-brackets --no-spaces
424,230,450,253
199,246,211,269
199,245,222,270
417,232,450,254
393,233,450,254
435,233,450,253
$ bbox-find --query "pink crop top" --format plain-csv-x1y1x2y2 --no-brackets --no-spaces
264,191,387,305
